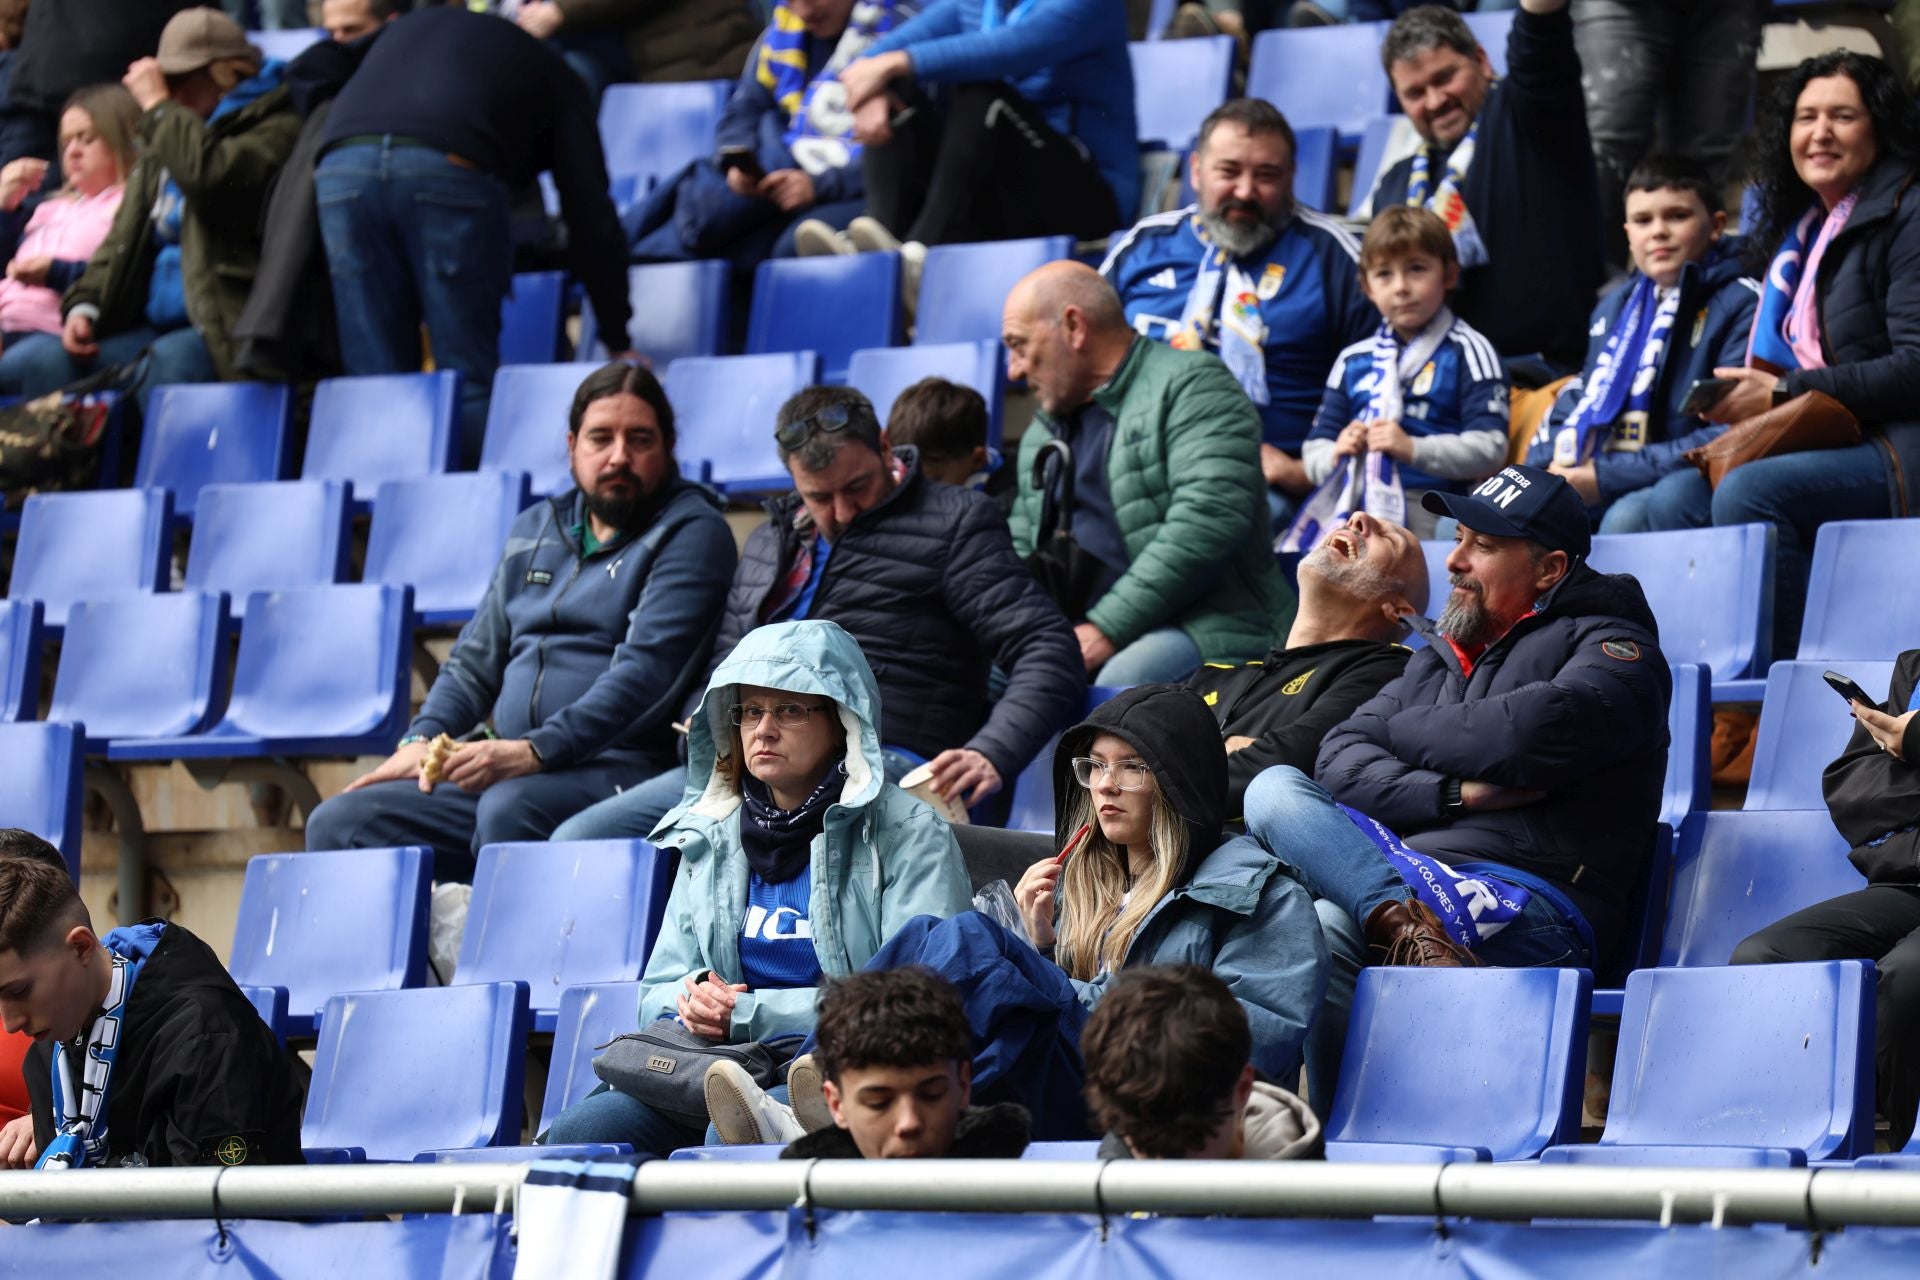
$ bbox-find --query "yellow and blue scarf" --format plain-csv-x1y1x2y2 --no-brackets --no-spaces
755,1,905,174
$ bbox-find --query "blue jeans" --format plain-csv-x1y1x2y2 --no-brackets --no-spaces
1597,466,1715,533
544,1080,792,1152
1095,626,1203,685
1709,441,1890,658
315,140,514,469
0,326,214,420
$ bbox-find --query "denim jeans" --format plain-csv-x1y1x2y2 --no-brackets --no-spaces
1596,466,1715,533
315,140,514,469
543,1080,793,1152
1095,626,1203,686
0,325,214,420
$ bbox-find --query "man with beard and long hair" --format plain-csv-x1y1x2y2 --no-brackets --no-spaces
303,362,738,882
1101,97,1374,527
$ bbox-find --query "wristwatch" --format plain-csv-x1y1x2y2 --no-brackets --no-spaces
1442,777,1465,815
1771,376,1793,408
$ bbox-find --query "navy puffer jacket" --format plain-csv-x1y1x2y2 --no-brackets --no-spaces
1314,564,1671,955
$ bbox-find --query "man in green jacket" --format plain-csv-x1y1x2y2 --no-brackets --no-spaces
1005,261,1294,684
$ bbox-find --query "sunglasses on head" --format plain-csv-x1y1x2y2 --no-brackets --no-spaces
775,403,863,452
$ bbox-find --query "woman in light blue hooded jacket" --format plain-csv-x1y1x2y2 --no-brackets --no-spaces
544,618,972,1153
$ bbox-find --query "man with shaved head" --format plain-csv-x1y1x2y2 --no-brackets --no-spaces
1005,262,1294,685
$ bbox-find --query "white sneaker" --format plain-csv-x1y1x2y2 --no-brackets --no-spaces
846,215,904,255
899,240,928,321
793,219,856,256
705,1060,804,1145
786,1053,834,1134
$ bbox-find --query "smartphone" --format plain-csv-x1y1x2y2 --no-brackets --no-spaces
1679,376,1736,416
1824,669,1874,706
717,146,764,183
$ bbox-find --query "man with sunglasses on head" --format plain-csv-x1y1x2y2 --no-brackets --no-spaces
554,385,1081,839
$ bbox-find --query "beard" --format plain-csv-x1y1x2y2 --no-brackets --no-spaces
1435,575,1501,648
1300,535,1397,602
1201,196,1286,258
581,472,654,533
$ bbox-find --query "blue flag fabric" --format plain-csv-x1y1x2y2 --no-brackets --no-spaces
1336,805,1530,949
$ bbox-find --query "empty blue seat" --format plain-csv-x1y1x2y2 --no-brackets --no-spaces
482,363,601,497
598,81,731,191
184,480,352,597
1348,115,1403,217
229,847,433,1038
135,382,293,518
47,592,229,751
1293,125,1338,213
239,985,289,1046
665,351,820,494
1129,37,1233,150
1659,809,1858,968
1663,663,1711,828
916,237,1074,347
8,488,171,629
303,982,530,1162
499,270,567,365
109,584,413,762
1463,9,1514,76
1799,518,1920,662
250,27,324,61
1007,686,1127,833
0,600,40,723
1587,524,1774,700
1746,660,1896,811
302,372,460,502
1246,22,1391,140
1541,961,1873,1167
578,261,730,366
364,471,531,626
847,339,1006,449
748,254,900,384
0,722,83,878
1324,967,1589,1163
1019,1141,1103,1160
454,840,674,1031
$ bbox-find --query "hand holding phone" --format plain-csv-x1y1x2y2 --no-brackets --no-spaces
1824,669,1874,707
717,146,765,183
1679,376,1736,417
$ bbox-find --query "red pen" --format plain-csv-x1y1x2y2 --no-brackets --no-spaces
1055,822,1092,867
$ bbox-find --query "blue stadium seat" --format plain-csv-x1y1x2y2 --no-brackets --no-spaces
597,81,731,192
108,584,413,762
1798,518,1920,662
1245,22,1392,140
1463,9,1514,76
1144,0,1176,37
578,261,730,366
665,351,819,494
1659,809,1859,968
8,488,171,630
1587,524,1774,701
847,339,1006,450
229,847,433,1038
0,600,40,723
1128,37,1233,150
454,840,674,1032
748,254,901,384
363,471,531,626
1348,115,1401,217
1324,967,1589,1163
668,1144,781,1161
0,722,83,879
499,270,567,365
1008,686,1127,833
303,981,530,1162
135,382,293,518
916,237,1074,347
184,480,352,598
302,372,460,504
1292,125,1338,213
239,985,289,1046
250,28,324,61
482,363,600,497
1663,663,1712,828
1746,660,1895,811
1019,1141,1103,1160
1541,961,1873,1167
1593,823,1672,1008
47,592,229,751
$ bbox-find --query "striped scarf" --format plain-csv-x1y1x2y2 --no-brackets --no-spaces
755,1,904,175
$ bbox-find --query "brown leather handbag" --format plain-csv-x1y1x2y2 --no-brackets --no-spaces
1684,389,1862,489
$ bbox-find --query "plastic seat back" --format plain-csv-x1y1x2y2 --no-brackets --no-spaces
482,363,600,496
578,261,730,366
1463,9,1514,76
1587,523,1773,683
0,722,83,878
665,351,819,494
135,382,293,518
1325,967,1590,1163
364,472,530,625
230,847,433,1037
1746,660,1896,811
1246,22,1391,138
303,982,530,1161
1293,125,1338,212
847,340,1006,448
1348,114,1403,217
455,840,674,1030
250,28,323,61
1662,663,1711,828
1799,518,1920,662
1129,37,1233,150
0,600,40,723
499,270,566,365
9,489,171,629
748,254,900,383
185,480,352,597
303,372,460,496
1660,809,1860,968
48,592,228,748
597,81,731,190
542,981,647,1127
916,237,1074,347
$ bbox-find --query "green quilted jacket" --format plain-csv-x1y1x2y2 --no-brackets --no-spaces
1009,338,1295,664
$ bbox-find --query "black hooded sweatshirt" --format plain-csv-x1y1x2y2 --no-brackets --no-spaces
1052,684,1231,873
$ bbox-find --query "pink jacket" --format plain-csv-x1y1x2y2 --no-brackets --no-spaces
0,184,124,336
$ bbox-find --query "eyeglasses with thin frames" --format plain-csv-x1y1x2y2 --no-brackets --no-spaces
731,701,831,730
1070,757,1151,791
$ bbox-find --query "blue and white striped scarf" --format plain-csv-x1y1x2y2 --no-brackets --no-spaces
756,1,904,176
1552,276,1679,466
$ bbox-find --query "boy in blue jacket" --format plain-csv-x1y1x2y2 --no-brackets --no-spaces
1526,153,1759,532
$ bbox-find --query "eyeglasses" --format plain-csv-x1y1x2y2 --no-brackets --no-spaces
731,701,830,729
774,402,864,452
1070,757,1151,791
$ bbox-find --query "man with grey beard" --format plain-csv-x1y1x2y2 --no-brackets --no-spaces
1187,512,1429,818
1101,97,1374,526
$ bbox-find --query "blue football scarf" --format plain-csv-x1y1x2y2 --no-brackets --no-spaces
1338,806,1529,949
1552,277,1679,466
38,921,167,1171
757,1,903,175
1406,120,1488,269
1173,235,1270,406
1747,205,1822,372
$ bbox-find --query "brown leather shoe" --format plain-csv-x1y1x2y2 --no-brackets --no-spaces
1365,900,1480,967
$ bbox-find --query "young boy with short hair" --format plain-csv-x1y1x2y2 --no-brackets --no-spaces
0,844,305,1170
1526,153,1759,532
1301,206,1511,539
883,376,993,489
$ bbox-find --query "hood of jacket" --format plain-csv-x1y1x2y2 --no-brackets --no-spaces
667,617,885,829
1094,1081,1321,1161
1052,683,1228,868
1539,561,1661,639
781,1101,1033,1160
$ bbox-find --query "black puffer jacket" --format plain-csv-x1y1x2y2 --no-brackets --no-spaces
1779,157,1920,515
1824,648,1920,884
705,448,1082,781
1315,564,1671,955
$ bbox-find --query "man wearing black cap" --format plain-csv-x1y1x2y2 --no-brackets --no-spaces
1244,464,1670,982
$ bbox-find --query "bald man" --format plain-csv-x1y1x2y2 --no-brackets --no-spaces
1004,262,1295,685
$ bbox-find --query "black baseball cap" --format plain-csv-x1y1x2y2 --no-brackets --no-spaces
1421,465,1591,559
